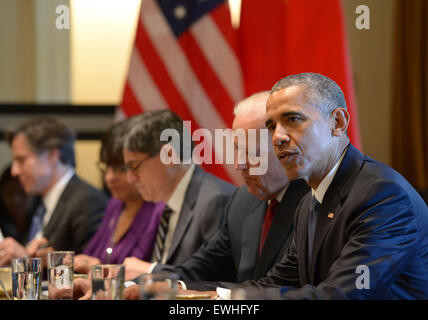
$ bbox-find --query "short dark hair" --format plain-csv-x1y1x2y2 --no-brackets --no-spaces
271,72,347,116
124,110,193,161
7,117,76,167
100,119,131,166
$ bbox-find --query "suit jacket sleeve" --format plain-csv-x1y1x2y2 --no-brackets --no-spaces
282,181,420,299
214,198,303,292
69,189,107,253
154,194,237,289
200,194,231,242
231,228,301,290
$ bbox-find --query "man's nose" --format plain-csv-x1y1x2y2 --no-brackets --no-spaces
10,161,20,177
272,124,290,147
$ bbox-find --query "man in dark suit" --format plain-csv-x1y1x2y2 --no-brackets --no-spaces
240,72,428,299
118,92,309,300
145,92,309,292
0,117,107,266
121,110,236,280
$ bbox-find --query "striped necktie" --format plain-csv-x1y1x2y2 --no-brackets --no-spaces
152,206,173,263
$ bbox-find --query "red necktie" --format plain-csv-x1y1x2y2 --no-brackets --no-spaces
259,199,279,254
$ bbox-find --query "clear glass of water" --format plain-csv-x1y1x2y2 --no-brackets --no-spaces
47,251,74,300
0,267,12,300
91,264,124,300
139,272,178,300
12,258,43,300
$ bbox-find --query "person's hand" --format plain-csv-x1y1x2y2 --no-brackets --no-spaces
123,257,152,280
124,284,140,300
26,237,48,256
36,247,55,268
73,278,92,300
0,237,28,266
74,254,101,274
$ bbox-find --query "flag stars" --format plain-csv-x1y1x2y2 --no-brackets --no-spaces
174,5,187,20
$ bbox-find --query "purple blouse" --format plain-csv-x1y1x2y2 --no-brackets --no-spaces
83,198,165,264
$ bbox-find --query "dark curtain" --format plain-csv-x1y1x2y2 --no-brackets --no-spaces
391,0,428,194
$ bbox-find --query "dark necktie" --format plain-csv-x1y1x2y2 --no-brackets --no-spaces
28,201,46,242
152,206,173,263
308,195,321,267
259,199,279,254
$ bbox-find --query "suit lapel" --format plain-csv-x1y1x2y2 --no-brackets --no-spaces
240,200,266,280
43,175,77,240
166,166,202,262
256,180,309,278
298,193,312,284
309,145,364,281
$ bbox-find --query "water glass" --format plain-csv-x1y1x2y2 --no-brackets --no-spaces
139,272,178,300
91,264,124,300
12,258,43,300
0,267,12,300
47,251,74,300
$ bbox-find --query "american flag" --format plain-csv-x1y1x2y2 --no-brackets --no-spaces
119,0,361,185
119,0,244,184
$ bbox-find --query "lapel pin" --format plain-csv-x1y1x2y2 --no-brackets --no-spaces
328,212,335,219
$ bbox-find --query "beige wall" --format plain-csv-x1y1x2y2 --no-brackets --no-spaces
70,0,140,105
0,0,35,102
342,0,394,165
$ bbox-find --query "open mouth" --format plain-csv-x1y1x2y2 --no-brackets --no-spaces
278,151,298,163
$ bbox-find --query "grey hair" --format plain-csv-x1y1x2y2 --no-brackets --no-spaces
271,72,347,116
233,91,270,117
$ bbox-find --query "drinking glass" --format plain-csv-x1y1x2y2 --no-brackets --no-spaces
139,272,178,300
91,264,124,300
47,251,74,300
0,266,12,300
12,258,43,300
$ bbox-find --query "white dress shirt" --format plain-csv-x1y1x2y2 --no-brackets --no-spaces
33,168,75,241
148,164,196,272
312,148,348,204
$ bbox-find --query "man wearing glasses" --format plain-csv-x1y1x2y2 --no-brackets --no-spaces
121,110,236,279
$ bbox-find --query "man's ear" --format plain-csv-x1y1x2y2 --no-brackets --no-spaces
47,148,60,164
331,108,350,137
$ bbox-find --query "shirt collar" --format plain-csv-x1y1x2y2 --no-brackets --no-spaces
270,183,289,205
312,148,348,204
43,168,75,213
265,184,289,207
167,164,196,214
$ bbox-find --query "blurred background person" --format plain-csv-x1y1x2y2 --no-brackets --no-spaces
0,165,37,244
0,117,107,266
74,119,165,274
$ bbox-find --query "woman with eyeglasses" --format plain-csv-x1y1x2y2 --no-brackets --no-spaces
74,119,165,274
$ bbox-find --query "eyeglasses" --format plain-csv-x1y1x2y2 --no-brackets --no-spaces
96,162,127,174
124,156,151,174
